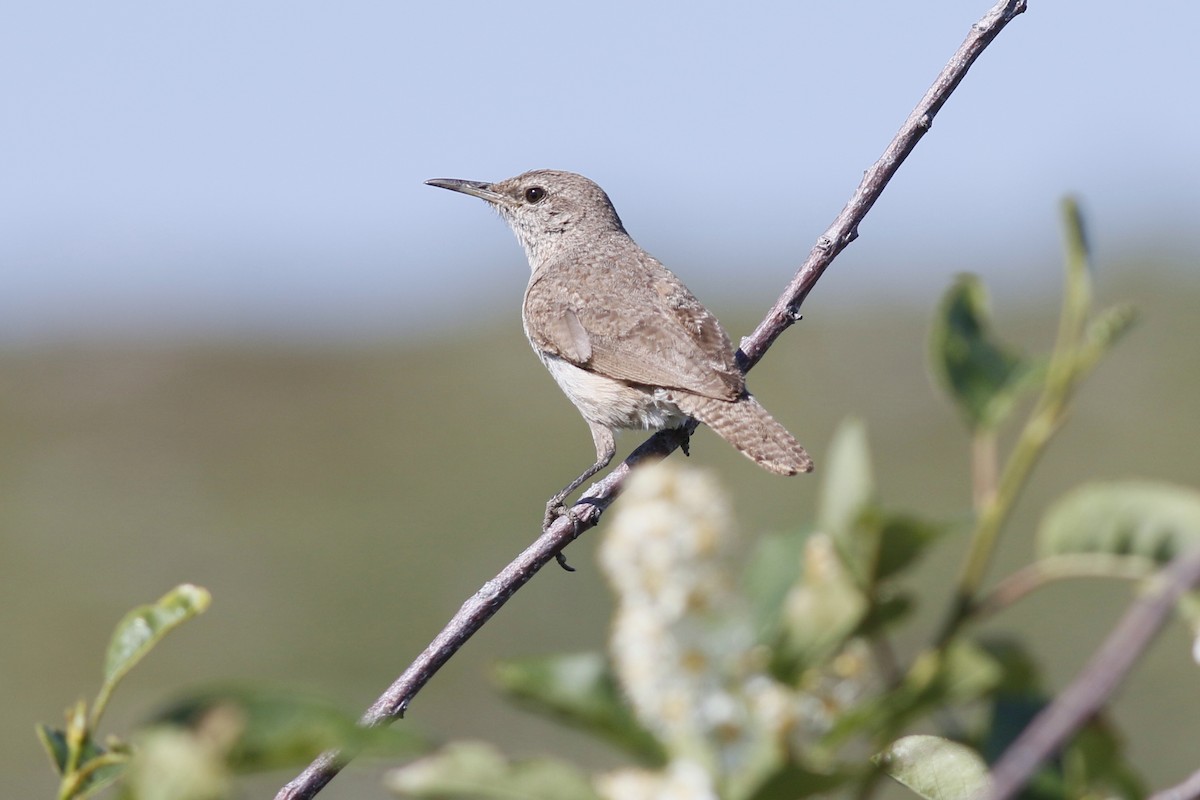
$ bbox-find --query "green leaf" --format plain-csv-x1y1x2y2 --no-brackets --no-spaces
1082,302,1137,358
818,419,874,538
1061,196,1091,269
1064,719,1146,800
774,533,868,679
384,741,601,800
977,637,1045,697
744,527,807,641
135,687,419,800
935,640,1005,703
873,514,946,584
876,735,990,800
745,762,854,800
973,638,1145,798
37,724,70,774
824,641,1002,747
855,591,915,638
980,693,1045,766
65,754,131,800
95,584,211,723
123,727,231,800
929,274,1038,431
1037,481,1200,563
150,684,424,771
1058,197,1093,350
817,419,878,584
493,652,665,765
36,725,127,798
973,639,1048,764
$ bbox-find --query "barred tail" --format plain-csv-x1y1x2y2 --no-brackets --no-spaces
674,392,813,475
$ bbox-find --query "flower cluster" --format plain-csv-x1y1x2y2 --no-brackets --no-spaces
597,461,799,798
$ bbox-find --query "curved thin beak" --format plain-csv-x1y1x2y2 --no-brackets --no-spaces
425,178,507,205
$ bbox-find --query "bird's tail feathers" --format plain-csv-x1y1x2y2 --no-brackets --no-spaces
674,392,813,475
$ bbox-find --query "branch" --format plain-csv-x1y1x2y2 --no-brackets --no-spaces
276,2,1027,797
737,0,1027,372
983,546,1200,800
971,553,1157,623
1149,767,1200,800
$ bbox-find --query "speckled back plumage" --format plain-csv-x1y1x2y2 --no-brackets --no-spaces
426,168,811,507
523,240,744,403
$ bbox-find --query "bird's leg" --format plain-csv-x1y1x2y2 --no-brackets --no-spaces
542,455,610,532
543,424,615,534
546,441,612,573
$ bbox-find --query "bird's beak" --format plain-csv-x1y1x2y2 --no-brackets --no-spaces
425,178,510,206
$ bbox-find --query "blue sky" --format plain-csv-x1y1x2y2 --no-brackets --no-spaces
3,2,1197,342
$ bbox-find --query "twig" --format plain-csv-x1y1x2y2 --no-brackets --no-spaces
971,553,1157,622
1149,767,1200,800
936,197,1094,647
736,0,1028,372
983,546,1200,800
972,430,999,511
275,2,1027,797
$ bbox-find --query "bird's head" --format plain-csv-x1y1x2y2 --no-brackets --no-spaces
426,169,626,267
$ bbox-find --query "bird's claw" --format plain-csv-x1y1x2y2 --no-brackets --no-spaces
544,501,583,532
544,500,580,572
543,500,566,532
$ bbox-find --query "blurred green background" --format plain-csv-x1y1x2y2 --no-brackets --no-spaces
4,263,1198,796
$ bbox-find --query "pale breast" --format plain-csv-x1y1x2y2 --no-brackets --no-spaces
538,352,689,432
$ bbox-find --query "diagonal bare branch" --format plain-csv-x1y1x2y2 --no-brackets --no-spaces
983,546,1200,800
276,2,1028,796
1149,766,1200,800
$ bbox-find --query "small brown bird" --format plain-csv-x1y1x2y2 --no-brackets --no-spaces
426,170,812,529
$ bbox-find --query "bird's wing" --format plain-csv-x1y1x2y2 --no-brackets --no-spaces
523,253,743,402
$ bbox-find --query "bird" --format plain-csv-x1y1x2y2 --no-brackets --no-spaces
425,170,812,531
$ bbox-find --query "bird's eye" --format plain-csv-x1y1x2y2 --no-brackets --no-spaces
524,186,546,204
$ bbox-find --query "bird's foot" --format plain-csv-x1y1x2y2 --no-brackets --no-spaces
543,499,566,532
543,499,580,572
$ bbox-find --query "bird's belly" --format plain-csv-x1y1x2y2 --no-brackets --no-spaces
539,354,688,432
